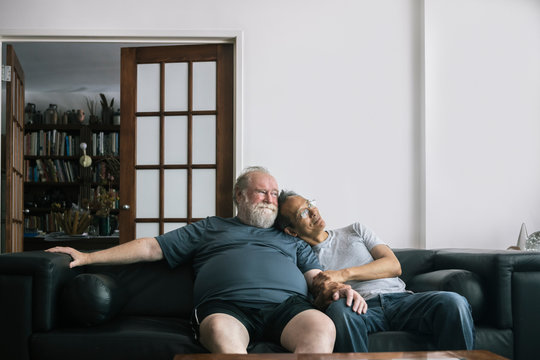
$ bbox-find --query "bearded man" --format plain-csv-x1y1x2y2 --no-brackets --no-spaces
47,166,365,354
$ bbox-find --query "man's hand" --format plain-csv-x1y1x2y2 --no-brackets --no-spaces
46,246,89,268
311,272,367,314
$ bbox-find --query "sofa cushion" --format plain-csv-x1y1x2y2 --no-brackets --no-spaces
61,273,126,326
30,316,207,360
85,260,195,317
406,269,485,322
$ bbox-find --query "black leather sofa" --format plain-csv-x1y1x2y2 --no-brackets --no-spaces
1,248,539,360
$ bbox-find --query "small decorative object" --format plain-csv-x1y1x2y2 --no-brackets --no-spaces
98,216,111,236
24,103,36,124
79,142,92,168
76,109,85,124
68,109,77,123
54,209,93,235
526,231,540,251
44,104,58,124
99,93,114,125
517,223,528,250
86,96,100,124
61,110,70,124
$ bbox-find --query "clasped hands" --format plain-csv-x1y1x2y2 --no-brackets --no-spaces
311,271,368,314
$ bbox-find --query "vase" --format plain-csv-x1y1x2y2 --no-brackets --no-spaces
98,216,110,236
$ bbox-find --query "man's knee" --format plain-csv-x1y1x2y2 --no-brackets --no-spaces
281,309,335,353
199,313,249,353
326,299,365,325
438,292,472,315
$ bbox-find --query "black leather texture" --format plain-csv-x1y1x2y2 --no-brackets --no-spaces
61,273,126,326
407,269,485,322
2,248,540,360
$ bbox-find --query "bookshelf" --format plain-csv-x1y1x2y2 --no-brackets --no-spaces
23,123,120,235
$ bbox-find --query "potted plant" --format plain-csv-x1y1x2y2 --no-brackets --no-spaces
90,155,120,235
99,93,114,125
86,96,100,124
91,186,119,235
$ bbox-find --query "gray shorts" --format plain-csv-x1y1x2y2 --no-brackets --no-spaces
191,295,315,344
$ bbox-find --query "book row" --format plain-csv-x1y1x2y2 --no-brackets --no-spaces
24,131,81,157
24,130,119,157
25,213,61,233
92,132,119,156
25,159,79,183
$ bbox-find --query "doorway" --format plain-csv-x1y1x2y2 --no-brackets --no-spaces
1,36,241,252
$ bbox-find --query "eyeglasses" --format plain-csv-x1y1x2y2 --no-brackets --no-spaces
297,200,317,220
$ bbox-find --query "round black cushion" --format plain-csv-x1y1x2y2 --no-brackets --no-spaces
61,273,126,326
407,269,485,322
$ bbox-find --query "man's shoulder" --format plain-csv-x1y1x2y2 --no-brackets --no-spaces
328,222,360,236
200,216,242,226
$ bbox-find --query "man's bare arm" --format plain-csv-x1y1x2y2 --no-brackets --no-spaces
46,237,163,268
322,244,401,283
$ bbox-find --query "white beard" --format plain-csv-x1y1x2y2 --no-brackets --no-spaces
237,197,277,228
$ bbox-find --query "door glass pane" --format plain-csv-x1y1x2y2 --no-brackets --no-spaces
164,169,187,218
164,222,187,234
164,62,188,111
137,64,160,112
136,117,160,165
136,170,159,218
136,223,160,239
192,169,216,217
193,115,216,164
164,116,188,165
193,61,216,111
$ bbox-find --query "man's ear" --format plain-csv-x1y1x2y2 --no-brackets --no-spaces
234,190,242,204
284,226,298,237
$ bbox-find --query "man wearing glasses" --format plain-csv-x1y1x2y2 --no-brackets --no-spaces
48,167,365,354
275,191,475,352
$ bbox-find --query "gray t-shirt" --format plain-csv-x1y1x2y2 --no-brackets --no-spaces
156,216,320,308
312,222,407,300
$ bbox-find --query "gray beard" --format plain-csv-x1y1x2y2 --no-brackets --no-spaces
237,199,277,229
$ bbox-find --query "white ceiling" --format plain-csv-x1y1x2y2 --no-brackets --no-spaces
6,42,174,93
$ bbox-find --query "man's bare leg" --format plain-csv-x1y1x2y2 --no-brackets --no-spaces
280,309,336,353
198,313,250,353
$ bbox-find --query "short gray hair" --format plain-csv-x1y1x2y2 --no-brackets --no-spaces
275,189,300,230
233,166,271,205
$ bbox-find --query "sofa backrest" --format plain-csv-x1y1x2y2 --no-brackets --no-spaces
394,248,436,284
85,259,194,318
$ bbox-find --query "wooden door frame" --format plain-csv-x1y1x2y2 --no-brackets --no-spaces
0,32,244,248
4,45,25,252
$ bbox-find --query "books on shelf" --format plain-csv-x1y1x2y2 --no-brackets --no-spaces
25,159,79,183
92,131,119,156
25,213,60,233
24,130,79,157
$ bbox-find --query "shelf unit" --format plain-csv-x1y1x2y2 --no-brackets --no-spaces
23,123,120,234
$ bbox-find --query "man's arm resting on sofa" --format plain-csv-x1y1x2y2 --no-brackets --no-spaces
46,237,163,268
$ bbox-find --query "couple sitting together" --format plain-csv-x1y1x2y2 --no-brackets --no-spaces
47,166,474,354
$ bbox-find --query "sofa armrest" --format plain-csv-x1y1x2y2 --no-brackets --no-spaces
0,251,78,360
407,269,485,322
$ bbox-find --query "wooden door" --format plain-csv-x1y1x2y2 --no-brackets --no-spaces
4,45,25,252
119,44,234,243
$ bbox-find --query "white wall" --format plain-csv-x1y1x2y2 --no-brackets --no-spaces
1,0,539,250
425,0,540,248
